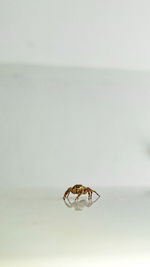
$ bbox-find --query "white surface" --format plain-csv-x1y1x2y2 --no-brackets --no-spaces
1,0,150,69
1,65,150,187
1,65,150,266
0,187,150,267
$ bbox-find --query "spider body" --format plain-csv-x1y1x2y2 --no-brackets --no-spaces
63,184,100,200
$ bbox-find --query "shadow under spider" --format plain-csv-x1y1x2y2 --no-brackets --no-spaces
63,196,100,211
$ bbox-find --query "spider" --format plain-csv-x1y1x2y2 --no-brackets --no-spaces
63,184,100,200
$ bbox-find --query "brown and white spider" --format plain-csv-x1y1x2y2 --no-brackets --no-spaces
63,184,100,200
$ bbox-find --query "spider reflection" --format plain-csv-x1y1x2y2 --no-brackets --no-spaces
63,196,100,211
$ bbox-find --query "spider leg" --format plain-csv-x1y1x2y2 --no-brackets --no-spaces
87,188,100,199
75,193,82,200
66,191,70,198
87,188,92,199
92,190,100,197
63,187,71,200
88,190,92,199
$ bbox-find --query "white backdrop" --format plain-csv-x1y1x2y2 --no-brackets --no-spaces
0,0,150,69
1,65,150,187
1,1,150,188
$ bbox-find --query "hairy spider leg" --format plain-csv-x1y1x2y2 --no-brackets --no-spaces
88,191,92,199
92,190,100,197
63,187,71,199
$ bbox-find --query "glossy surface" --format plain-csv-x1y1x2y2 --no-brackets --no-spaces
0,187,150,266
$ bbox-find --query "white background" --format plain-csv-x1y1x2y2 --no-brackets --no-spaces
0,3,150,265
1,1,150,188
1,66,150,187
0,0,150,69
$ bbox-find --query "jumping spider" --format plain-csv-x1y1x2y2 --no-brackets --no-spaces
63,184,100,200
